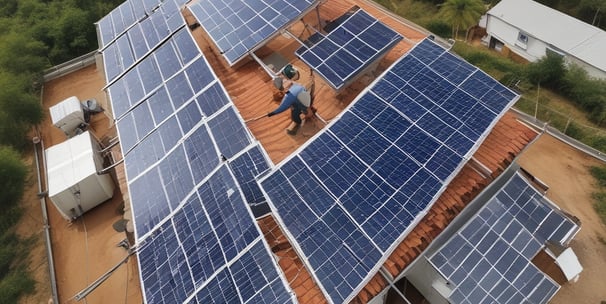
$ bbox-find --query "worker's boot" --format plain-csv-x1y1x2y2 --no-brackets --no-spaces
286,121,300,135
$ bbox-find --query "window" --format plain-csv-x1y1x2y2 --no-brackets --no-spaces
516,32,528,49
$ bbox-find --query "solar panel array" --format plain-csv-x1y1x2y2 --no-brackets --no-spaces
104,7,291,303
429,172,579,304
100,0,189,83
295,9,402,90
260,38,519,303
97,0,188,47
187,0,318,65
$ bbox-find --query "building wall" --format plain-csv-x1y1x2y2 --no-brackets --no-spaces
566,56,606,79
486,15,548,62
485,15,606,79
403,258,451,304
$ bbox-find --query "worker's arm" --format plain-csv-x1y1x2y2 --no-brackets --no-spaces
267,84,305,116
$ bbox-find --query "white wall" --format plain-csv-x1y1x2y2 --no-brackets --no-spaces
404,258,451,304
566,56,606,79
486,16,549,62
486,15,606,79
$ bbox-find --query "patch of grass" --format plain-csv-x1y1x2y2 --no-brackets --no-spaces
590,166,606,226
0,267,35,304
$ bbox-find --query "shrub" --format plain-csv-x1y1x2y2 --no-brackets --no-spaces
0,147,27,209
426,19,452,38
525,53,566,88
0,268,35,304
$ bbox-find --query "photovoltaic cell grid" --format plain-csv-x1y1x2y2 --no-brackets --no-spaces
187,0,317,65
429,172,579,304
295,9,402,90
104,15,289,302
101,0,188,83
260,38,519,303
108,27,203,121
137,165,293,303
97,0,189,48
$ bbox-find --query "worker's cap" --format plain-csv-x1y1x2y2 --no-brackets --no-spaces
282,64,298,79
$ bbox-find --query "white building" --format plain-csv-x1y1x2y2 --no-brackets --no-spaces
483,0,606,79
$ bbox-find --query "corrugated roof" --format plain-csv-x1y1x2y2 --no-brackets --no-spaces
487,0,606,72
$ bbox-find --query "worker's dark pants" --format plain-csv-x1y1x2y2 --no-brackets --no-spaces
291,103,307,125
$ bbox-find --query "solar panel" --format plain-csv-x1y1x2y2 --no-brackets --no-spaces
101,2,188,84
97,0,188,48
429,171,578,304
137,165,294,304
187,0,318,65
295,9,402,90
108,27,202,119
103,15,293,302
260,38,519,303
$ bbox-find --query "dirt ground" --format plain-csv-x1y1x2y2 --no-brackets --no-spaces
518,134,606,303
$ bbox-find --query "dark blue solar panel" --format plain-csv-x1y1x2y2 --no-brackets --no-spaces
137,165,294,304
429,172,576,303
195,82,230,116
207,106,251,159
261,38,520,303
229,145,271,206
99,7,294,299
183,125,219,184
101,10,186,84
296,9,402,89
188,0,317,65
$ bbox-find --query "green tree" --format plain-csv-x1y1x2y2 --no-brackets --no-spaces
525,52,566,89
0,147,27,208
0,31,48,76
438,0,485,39
0,72,44,149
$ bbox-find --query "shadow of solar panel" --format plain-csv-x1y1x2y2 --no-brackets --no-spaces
296,9,402,89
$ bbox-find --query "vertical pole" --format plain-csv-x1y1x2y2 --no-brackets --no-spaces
564,117,572,134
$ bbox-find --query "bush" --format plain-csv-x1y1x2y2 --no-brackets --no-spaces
426,19,452,38
525,52,566,88
591,166,606,225
0,147,27,209
0,268,35,304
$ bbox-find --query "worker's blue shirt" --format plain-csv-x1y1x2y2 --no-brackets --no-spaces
268,84,306,116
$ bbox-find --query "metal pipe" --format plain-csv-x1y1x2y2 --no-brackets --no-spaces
97,157,124,175
74,251,134,301
34,137,59,304
249,52,279,79
98,137,119,154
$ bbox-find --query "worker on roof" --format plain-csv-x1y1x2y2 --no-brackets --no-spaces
267,64,315,135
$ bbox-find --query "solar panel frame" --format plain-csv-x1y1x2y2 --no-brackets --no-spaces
295,9,402,90
187,0,320,65
260,38,520,303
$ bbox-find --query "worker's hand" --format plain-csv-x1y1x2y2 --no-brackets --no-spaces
267,112,275,117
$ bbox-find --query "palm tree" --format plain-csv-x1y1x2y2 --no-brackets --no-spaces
439,0,485,40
